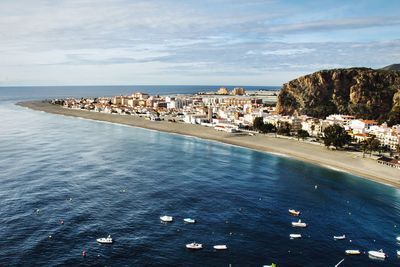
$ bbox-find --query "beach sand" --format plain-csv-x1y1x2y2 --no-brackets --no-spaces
17,101,400,188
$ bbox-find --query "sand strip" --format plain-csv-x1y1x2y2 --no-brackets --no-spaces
17,101,400,188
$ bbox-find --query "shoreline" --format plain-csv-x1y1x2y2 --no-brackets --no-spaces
17,101,400,189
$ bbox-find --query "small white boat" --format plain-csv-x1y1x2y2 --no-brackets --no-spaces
334,235,346,240
397,236,400,242
263,264,276,267
292,219,307,228
288,209,301,216
368,249,386,259
213,244,227,250
290,234,302,239
397,250,400,257
186,242,202,250
96,235,113,244
345,250,361,255
160,215,173,222
183,218,196,224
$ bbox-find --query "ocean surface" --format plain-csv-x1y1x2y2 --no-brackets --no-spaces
0,86,400,267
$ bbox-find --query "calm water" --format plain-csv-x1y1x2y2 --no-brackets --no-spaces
0,86,400,266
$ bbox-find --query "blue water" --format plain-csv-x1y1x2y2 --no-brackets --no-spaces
0,86,400,266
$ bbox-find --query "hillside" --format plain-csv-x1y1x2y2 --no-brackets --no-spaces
381,64,400,71
276,68,400,125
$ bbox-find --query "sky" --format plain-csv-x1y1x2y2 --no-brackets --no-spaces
0,0,400,86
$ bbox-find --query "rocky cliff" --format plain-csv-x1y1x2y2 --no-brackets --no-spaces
276,68,400,125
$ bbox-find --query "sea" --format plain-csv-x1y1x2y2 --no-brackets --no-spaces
0,85,399,267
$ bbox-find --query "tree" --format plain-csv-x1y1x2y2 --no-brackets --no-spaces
310,124,316,135
361,140,369,157
323,124,351,149
277,121,291,136
253,117,264,131
361,135,381,157
260,123,276,133
297,129,309,140
367,135,381,156
253,118,276,133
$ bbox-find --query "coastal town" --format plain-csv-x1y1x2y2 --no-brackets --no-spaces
51,87,400,170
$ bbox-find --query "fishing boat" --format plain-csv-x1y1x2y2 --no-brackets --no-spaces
345,250,361,255
334,235,346,240
368,249,386,259
288,209,301,216
213,245,227,250
160,215,173,222
292,219,307,228
186,242,202,250
96,235,113,244
183,218,196,224
290,234,302,239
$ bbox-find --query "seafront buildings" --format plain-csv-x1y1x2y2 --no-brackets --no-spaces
55,87,400,158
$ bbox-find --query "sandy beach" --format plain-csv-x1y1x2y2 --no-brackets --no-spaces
17,101,400,188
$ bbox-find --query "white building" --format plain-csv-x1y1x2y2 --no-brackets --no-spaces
349,119,378,134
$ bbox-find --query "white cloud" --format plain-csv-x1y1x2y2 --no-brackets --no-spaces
0,0,399,85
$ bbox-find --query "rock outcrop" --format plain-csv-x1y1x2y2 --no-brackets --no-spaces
276,68,400,125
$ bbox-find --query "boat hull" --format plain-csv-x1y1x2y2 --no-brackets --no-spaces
345,250,361,255
186,243,202,250
368,251,386,259
160,216,173,222
213,245,227,250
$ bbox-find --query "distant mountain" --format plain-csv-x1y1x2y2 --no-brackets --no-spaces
276,68,400,125
381,64,400,71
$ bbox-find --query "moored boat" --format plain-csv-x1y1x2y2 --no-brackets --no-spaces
213,244,227,250
288,209,301,216
292,219,307,228
368,249,386,259
186,242,202,250
183,218,196,224
334,235,346,240
397,250,400,257
96,235,113,244
160,215,173,222
345,249,361,255
290,234,302,239
397,236,400,242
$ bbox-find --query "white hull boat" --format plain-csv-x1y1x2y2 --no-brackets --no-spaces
160,215,173,222
186,242,202,250
397,236,400,242
96,235,113,244
290,234,302,239
368,250,386,259
345,250,361,255
288,209,300,216
183,218,196,224
292,219,307,228
213,245,227,250
334,235,346,240
397,250,400,257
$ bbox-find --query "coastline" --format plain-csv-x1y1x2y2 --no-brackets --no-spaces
17,101,400,189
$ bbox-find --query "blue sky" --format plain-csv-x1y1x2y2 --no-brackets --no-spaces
0,0,399,86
